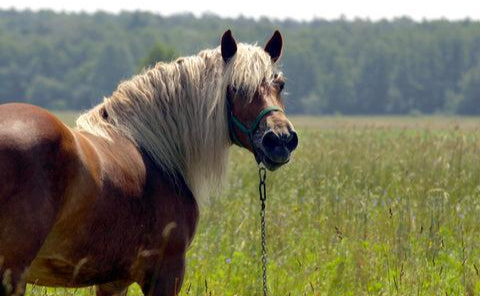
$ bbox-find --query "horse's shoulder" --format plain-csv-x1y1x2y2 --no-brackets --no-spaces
72,128,151,198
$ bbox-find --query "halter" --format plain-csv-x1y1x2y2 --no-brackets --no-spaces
226,99,283,148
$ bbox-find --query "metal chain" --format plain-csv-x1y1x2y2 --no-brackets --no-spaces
258,165,268,296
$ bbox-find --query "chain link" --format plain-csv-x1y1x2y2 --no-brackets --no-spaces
258,165,268,296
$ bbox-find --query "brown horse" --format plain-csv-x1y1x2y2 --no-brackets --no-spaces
0,30,298,296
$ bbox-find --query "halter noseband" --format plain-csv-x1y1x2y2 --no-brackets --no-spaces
226,99,283,148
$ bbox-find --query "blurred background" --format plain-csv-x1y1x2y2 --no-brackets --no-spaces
0,0,479,115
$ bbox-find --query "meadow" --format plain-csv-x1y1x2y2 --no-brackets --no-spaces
27,115,480,295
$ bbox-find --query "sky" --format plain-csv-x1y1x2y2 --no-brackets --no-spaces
1,0,479,21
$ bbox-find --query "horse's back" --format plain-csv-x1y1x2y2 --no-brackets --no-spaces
0,103,76,200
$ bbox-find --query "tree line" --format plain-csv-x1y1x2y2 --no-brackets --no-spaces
0,9,479,114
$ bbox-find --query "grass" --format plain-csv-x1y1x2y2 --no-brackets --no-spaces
26,114,480,295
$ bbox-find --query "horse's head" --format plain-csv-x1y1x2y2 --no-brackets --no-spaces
221,30,298,171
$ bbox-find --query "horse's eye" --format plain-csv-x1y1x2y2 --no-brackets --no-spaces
236,87,248,97
276,80,285,92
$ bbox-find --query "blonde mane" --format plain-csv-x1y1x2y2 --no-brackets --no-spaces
76,43,278,201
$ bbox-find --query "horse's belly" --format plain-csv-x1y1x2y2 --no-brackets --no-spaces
27,254,108,287
26,225,137,287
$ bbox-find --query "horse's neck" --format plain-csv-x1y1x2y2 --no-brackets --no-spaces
129,70,230,202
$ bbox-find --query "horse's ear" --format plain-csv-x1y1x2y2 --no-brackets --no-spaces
264,30,283,63
221,30,237,63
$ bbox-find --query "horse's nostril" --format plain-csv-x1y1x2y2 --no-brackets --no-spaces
262,130,298,152
262,131,282,151
286,131,298,151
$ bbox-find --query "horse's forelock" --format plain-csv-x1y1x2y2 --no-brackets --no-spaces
223,43,277,101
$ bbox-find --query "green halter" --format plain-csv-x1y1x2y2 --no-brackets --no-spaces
226,99,283,148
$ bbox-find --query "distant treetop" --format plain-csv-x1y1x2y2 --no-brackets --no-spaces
0,9,479,114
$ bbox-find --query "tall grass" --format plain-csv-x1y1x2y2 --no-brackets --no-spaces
27,116,480,295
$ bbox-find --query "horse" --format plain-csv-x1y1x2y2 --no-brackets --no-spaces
0,30,298,296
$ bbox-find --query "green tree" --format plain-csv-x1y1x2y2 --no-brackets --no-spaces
1,9,480,114
88,41,135,105
138,42,176,70
456,62,480,114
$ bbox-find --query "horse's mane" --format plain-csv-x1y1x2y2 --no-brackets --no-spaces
76,43,277,201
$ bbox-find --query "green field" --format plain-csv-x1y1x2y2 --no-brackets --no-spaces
27,115,480,295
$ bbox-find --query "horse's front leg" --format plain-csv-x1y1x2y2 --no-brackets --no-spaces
140,255,185,296
96,280,131,296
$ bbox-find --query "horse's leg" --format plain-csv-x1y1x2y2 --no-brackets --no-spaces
0,189,59,296
0,177,60,296
1,216,51,296
0,267,28,296
96,281,131,296
140,255,186,296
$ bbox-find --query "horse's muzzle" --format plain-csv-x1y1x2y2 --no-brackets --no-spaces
259,129,298,170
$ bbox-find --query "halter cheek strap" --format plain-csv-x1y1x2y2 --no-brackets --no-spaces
226,100,283,148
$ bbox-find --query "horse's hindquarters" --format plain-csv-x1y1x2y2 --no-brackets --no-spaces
0,103,77,295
